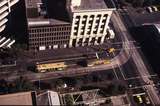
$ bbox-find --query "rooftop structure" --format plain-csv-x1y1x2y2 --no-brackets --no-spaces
0,91,36,105
59,89,130,106
37,90,60,105
25,0,70,26
28,18,70,27
25,0,42,9
69,0,114,12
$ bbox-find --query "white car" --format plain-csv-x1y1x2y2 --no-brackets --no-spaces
147,7,153,13
152,6,158,12
145,96,150,104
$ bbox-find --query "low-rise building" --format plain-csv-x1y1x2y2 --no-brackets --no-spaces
25,0,71,50
0,91,36,105
37,90,60,105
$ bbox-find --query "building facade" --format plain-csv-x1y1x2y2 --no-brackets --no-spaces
28,21,71,50
0,0,19,48
67,0,116,47
25,0,71,51
25,0,115,51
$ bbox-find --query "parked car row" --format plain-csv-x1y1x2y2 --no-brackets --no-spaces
146,6,159,13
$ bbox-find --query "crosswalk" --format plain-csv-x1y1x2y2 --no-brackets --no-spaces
0,36,15,48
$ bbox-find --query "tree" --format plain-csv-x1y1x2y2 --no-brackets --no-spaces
61,77,77,87
144,0,154,6
107,72,114,80
65,94,74,105
100,84,116,95
14,76,35,92
107,84,116,95
119,0,126,5
117,85,126,94
92,75,99,82
56,79,65,89
0,79,8,94
105,99,112,104
132,0,144,7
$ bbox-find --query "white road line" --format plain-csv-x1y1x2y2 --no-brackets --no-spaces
112,51,126,80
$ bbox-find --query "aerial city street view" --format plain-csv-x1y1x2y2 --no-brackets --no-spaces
0,0,160,105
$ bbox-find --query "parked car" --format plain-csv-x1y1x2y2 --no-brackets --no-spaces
146,7,153,13
152,6,158,12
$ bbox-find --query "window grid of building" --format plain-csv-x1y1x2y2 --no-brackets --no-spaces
28,24,71,50
69,12,111,47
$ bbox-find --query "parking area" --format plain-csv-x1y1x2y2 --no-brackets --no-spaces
118,4,160,26
146,5,160,13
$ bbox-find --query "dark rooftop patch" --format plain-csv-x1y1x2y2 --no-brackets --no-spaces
45,0,70,22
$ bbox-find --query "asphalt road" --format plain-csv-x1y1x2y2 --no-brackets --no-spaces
115,9,160,105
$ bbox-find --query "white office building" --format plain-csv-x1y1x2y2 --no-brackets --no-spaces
0,0,19,48
67,0,116,47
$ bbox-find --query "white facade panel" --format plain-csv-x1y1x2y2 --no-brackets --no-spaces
0,0,19,32
69,10,113,47
39,46,46,51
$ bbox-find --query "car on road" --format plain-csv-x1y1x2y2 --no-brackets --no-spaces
108,48,116,53
136,95,143,104
145,96,150,104
152,6,158,12
141,94,151,105
146,7,153,13
87,59,110,67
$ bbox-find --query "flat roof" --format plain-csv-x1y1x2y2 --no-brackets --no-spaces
25,0,42,8
0,92,34,105
28,18,70,27
37,90,60,105
25,0,70,27
71,0,115,12
25,0,115,27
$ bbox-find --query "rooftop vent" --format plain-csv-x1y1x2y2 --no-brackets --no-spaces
37,3,47,16
71,0,81,7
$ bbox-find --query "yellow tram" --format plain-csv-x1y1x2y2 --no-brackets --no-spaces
36,62,67,72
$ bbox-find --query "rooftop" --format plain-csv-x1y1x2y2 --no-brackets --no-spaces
25,0,70,26
37,90,60,105
0,91,36,105
71,0,116,12
25,0,115,27
25,0,42,8
28,18,70,27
